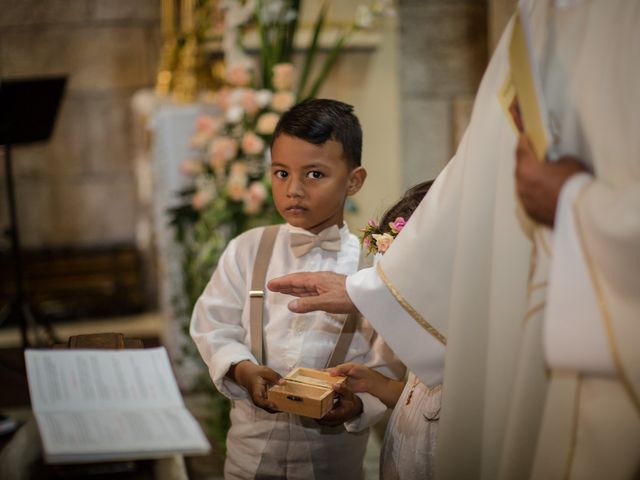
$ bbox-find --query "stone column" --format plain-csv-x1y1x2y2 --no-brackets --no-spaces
489,0,517,53
397,0,488,188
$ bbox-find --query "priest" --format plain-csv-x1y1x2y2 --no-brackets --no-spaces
268,0,639,478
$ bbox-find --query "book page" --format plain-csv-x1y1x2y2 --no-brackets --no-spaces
34,408,210,463
507,1,551,161
25,347,184,411
25,347,211,463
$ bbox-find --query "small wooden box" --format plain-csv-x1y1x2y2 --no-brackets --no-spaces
267,367,346,419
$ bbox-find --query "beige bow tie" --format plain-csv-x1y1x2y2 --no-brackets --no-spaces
289,225,342,257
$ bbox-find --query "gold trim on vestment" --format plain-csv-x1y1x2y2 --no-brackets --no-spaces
563,373,582,480
523,301,545,324
528,281,547,296
535,226,553,258
376,263,447,346
573,183,640,416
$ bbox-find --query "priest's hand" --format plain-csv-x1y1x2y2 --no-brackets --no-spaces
316,382,363,427
228,360,281,413
267,272,359,314
515,134,589,226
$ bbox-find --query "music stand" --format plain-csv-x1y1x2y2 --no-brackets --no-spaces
0,76,67,348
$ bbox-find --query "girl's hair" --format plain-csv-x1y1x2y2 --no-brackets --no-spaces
379,180,434,232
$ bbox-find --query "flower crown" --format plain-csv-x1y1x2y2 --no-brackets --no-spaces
360,217,406,255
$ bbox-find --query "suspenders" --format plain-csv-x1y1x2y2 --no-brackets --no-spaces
249,225,280,365
248,225,368,368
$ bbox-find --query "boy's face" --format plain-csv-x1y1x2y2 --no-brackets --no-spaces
270,134,366,234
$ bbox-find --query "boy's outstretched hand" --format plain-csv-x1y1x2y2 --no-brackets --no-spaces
317,382,363,427
228,360,282,413
267,272,359,314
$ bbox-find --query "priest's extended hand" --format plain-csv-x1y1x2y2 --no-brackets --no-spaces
267,272,359,314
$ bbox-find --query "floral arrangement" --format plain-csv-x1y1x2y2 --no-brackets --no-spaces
361,216,406,255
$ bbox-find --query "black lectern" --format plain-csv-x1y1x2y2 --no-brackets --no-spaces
0,76,67,348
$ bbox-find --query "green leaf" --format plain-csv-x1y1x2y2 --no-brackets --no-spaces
305,25,354,99
256,0,274,89
296,2,328,100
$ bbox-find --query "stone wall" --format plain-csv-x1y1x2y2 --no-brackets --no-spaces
0,0,160,248
397,0,488,187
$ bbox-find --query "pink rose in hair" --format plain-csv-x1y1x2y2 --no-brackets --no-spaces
389,217,406,234
372,233,394,254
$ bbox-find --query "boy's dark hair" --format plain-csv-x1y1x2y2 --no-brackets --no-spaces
271,98,362,168
379,180,434,232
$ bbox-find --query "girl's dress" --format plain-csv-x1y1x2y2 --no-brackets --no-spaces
380,372,442,480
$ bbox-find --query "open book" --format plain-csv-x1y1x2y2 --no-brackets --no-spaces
499,1,551,161
25,347,210,464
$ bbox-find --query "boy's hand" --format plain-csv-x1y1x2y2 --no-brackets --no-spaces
229,360,282,413
316,382,363,427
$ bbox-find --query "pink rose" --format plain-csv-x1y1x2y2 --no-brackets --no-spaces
389,217,406,233
241,131,265,155
247,181,267,203
367,218,378,228
272,63,295,91
372,233,394,254
242,182,267,214
180,158,204,176
192,186,215,210
208,137,238,170
215,87,232,110
270,91,295,113
256,112,280,135
240,89,261,117
195,115,221,135
190,115,223,148
227,162,248,201
226,63,252,87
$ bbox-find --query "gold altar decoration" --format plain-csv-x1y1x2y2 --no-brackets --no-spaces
156,0,223,102
155,0,179,96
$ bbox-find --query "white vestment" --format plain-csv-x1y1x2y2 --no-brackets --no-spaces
347,0,639,478
191,224,404,479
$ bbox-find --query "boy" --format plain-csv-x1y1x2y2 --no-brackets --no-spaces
190,99,403,479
